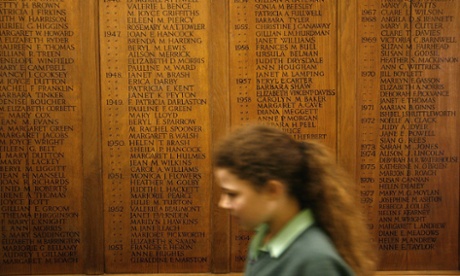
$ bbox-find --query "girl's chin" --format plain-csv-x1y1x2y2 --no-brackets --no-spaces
233,217,256,230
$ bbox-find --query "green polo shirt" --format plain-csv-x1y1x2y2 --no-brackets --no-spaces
245,209,354,276
249,209,315,260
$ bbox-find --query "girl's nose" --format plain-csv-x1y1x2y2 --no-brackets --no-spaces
218,195,230,209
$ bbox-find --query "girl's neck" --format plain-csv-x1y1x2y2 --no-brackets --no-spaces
264,199,300,243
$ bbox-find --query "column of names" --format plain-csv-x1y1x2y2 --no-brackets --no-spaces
0,0,83,273
229,0,337,271
357,0,459,269
101,0,211,273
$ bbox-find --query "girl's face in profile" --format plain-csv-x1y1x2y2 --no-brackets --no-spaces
215,168,272,230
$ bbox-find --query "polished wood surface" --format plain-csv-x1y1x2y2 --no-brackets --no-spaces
0,0,458,274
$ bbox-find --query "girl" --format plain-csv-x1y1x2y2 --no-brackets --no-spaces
214,125,377,276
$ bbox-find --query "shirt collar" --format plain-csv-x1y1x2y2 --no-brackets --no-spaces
249,209,315,259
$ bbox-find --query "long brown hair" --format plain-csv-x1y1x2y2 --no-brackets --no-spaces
214,124,377,275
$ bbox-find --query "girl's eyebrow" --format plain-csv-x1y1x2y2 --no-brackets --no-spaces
221,187,237,194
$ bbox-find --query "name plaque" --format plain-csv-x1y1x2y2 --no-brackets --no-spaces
357,0,459,270
0,0,84,274
229,0,337,270
100,0,212,273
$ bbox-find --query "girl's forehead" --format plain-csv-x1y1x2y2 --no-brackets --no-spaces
215,168,238,180
215,169,254,188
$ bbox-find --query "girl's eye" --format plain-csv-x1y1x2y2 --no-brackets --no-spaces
226,192,238,198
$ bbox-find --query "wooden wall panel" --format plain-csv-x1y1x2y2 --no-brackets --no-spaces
228,0,338,270
355,0,459,270
0,0,459,275
0,0,86,274
99,0,212,273
228,0,338,147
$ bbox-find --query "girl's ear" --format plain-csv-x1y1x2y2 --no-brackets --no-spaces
264,180,287,199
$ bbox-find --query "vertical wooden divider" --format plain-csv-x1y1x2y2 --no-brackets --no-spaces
210,0,231,274
81,0,104,274
337,0,358,174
